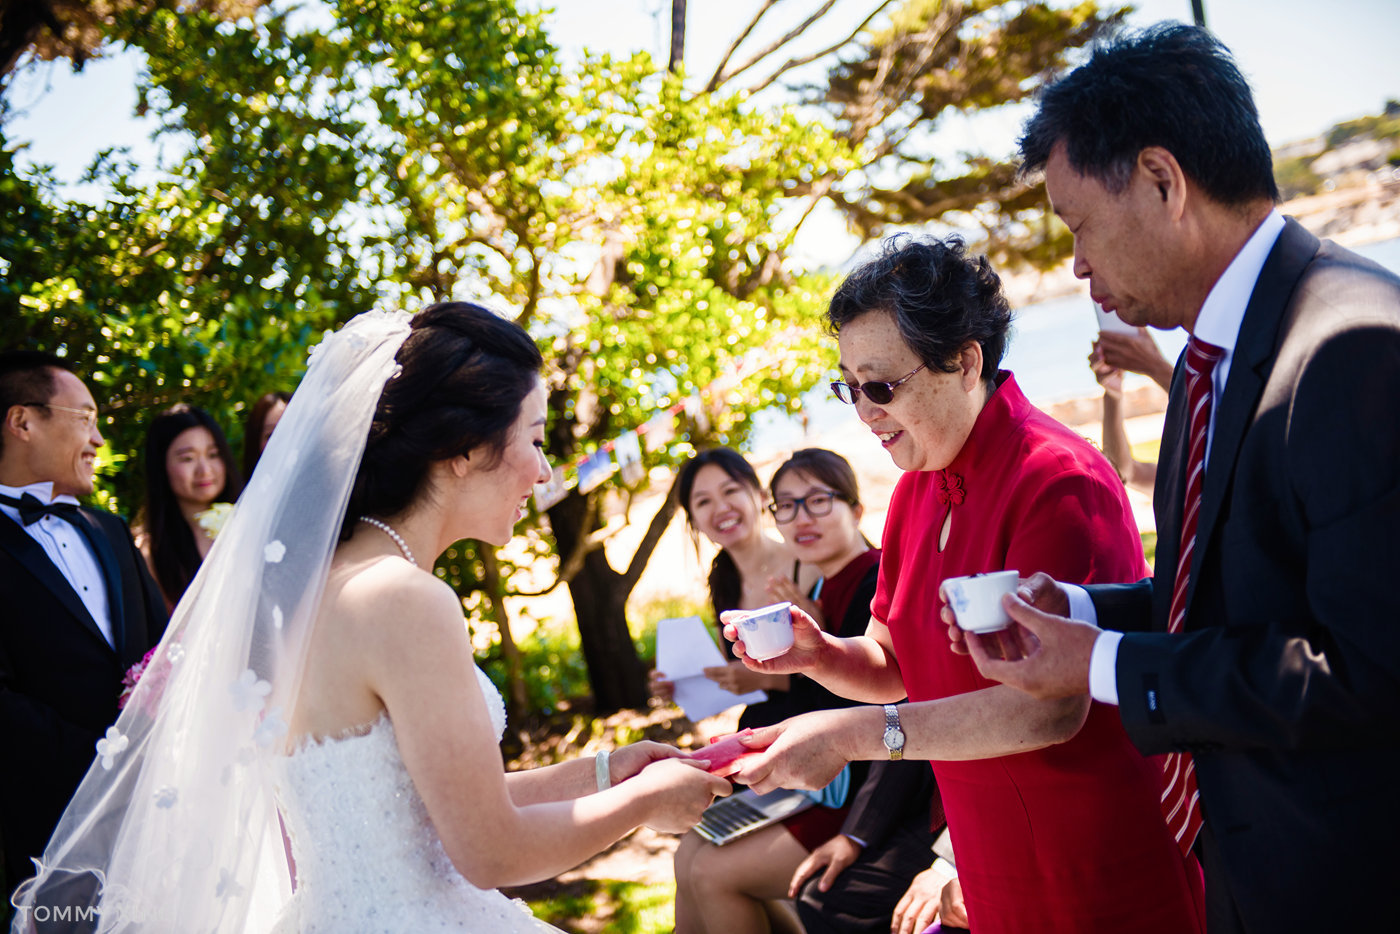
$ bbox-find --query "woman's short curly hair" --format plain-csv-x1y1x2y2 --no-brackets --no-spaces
826,235,1013,381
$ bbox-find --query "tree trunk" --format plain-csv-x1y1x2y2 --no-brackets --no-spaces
480,547,529,720
547,490,648,712
569,546,648,712
667,0,687,73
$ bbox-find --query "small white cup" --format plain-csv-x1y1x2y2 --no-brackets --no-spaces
735,602,795,661
943,571,1020,633
1094,303,1137,335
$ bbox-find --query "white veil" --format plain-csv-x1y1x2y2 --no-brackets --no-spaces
11,310,414,932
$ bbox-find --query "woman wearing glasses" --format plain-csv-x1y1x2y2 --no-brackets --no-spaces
724,237,1203,934
673,448,916,934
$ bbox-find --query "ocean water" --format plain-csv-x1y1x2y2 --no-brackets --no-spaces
1003,236,1400,405
758,236,1400,453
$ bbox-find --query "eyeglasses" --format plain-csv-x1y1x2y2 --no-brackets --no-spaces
22,402,100,431
769,490,847,524
830,362,928,405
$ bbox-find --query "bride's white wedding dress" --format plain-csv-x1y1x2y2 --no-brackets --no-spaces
271,666,558,932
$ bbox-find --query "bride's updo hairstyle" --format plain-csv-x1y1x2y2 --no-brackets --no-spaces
342,301,543,536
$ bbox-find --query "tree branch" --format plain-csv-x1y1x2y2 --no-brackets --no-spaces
621,474,681,591
744,0,898,97
711,0,840,91
704,0,781,93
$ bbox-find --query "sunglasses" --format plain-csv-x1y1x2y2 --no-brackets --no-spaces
830,361,927,405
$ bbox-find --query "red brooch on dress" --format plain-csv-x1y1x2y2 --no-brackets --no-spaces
936,471,965,507
935,470,964,553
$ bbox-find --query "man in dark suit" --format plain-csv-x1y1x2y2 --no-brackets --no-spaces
958,24,1400,932
0,351,168,900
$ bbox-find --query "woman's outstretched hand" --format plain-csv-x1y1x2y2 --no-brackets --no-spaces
630,757,732,834
609,740,690,784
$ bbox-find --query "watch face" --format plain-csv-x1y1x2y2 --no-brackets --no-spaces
883,727,905,751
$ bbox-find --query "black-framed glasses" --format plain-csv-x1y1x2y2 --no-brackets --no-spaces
830,362,928,405
22,402,99,430
769,490,846,524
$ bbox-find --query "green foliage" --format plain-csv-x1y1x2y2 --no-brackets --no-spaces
1141,530,1156,567
524,879,676,934
1,3,376,513
1325,109,1400,148
479,620,593,716
1274,154,1323,201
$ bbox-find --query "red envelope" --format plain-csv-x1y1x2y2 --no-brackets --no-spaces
687,731,767,776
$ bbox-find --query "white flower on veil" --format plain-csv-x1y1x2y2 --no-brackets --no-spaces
96,727,129,770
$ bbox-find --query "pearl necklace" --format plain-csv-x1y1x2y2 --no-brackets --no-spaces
358,517,418,568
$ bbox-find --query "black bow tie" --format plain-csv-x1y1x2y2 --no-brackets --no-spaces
0,492,81,527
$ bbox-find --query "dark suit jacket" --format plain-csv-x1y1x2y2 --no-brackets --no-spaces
0,506,167,891
1090,219,1400,930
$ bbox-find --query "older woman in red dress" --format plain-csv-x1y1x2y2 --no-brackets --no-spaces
724,237,1204,934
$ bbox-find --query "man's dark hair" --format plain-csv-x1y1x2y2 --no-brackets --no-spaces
1019,22,1279,205
0,350,75,457
827,235,1012,383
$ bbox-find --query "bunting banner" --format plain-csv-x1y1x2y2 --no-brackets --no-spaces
530,325,810,510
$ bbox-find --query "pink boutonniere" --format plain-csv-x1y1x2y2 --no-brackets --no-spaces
119,642,177,714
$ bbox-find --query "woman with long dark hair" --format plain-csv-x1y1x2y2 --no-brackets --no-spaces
139,403,243,607
242,390,290,479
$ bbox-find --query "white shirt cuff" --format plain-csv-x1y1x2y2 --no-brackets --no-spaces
1062,584,1119,706
1088,630,1123,706
1062,583,1098,626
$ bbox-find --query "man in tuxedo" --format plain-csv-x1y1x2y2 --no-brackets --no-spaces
0,351,168,899
958,24,1400,932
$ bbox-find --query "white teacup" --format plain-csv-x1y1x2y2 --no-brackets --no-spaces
943,571,1020,633
734,602,795,661
1094,303,1137,335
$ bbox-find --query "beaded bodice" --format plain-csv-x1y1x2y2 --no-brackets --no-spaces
272,666,554,932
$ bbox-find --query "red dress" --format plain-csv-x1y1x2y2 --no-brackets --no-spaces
872,373,1204,934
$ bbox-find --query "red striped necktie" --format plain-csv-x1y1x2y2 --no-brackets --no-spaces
1161,336,1224,856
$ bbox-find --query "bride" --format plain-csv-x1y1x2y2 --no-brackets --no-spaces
11,304,729,932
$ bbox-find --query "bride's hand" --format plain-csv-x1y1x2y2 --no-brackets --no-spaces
609,740,688,784
630,758,732,834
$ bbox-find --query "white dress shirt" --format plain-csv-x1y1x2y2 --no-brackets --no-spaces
1081,210,1287,705
0,480,115,647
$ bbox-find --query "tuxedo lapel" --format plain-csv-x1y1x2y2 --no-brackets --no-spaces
1186,219,1319,616
69,509,129,655
0,512,112,650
